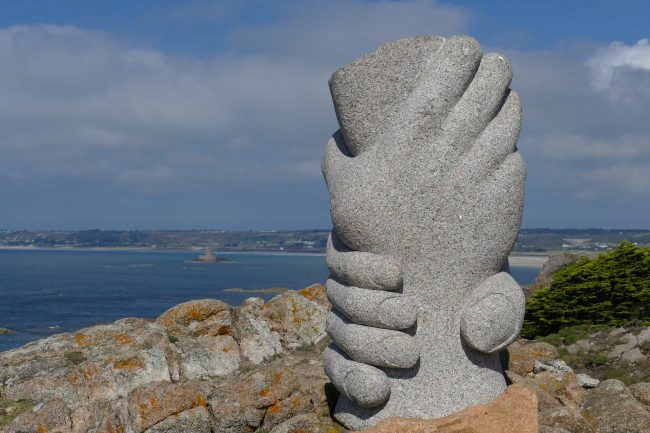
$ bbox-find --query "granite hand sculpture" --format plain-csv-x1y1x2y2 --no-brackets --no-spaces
321,35,527,430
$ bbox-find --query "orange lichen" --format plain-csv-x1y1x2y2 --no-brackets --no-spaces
272,370,283,385
222,347,230,353
291,299,302,326
75,333,88,347
195,393,208,407
298,284,325,302
216,325,231,336
187,307,205,322
267,401,281,414
259,388,270,397
138,402,149,421
291,396,301,410
113,356,144,370
37,425,49,433
113,333,136,346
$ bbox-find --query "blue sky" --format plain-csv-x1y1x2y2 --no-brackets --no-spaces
0,0,649,230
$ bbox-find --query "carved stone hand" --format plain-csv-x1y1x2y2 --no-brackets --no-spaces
322,35,526,430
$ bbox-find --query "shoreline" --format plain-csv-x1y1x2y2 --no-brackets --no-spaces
0,245,548,266
508,255,547,267
0,246,325,256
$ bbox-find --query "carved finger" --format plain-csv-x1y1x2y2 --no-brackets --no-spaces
442,52,513,156
403,35,483,138
327,232,402,291
475,151,526,244
326,310,419,368
459,91,521,185
460,272,526,353
327,278,415,330
323,344,390,408
473,91,521,169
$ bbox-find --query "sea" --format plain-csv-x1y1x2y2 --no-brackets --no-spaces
0,249,542,352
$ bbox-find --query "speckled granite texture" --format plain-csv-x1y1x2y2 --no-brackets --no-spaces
321,35,527,430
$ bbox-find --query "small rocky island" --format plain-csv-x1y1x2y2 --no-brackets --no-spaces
189,249,230,263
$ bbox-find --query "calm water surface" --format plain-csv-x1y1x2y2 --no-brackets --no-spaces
0,249,541,351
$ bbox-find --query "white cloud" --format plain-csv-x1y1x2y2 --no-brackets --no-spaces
0,25,329,191
499,41,650,224
587,38,650,98
0,1,468,197
1,2,649,229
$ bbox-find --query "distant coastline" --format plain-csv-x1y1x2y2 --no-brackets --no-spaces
0,245,325,255
0,245,548,265
2,228,646,256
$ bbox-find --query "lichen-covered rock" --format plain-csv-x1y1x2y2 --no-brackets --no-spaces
508,371,591,433
270,413,344,433
264,290,328,349
232,297,283,364
208,342,334,433
156,299,231,338
629,382,650,407
582,379,650,433
298,283,330,307
505,340,559,376
621,347,648,364
175,335,240,380
636,327,650,346
0,318,172,407
126,380,209,433
69,398,123,433
0,287,333,433
575,373,599,389
143,407,212,433
359,384,538,433
3,398,72,433
14,286,650,433
607,332,639,359
533,359,573,378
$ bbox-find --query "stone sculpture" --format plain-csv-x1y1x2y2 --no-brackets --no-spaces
321,35,527,430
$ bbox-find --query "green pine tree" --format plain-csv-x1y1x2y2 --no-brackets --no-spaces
521,241,650,338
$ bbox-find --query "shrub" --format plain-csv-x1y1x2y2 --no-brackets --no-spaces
522,241,650,338
535,333,562,346
591,352,608,366
64,350,86,365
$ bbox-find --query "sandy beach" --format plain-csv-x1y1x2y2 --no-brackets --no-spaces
509,255,548,267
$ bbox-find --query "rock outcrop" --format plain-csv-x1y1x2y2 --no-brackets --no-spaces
359,384,538,433
3,283,650,433
504,334,650,433
0,285,338,433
